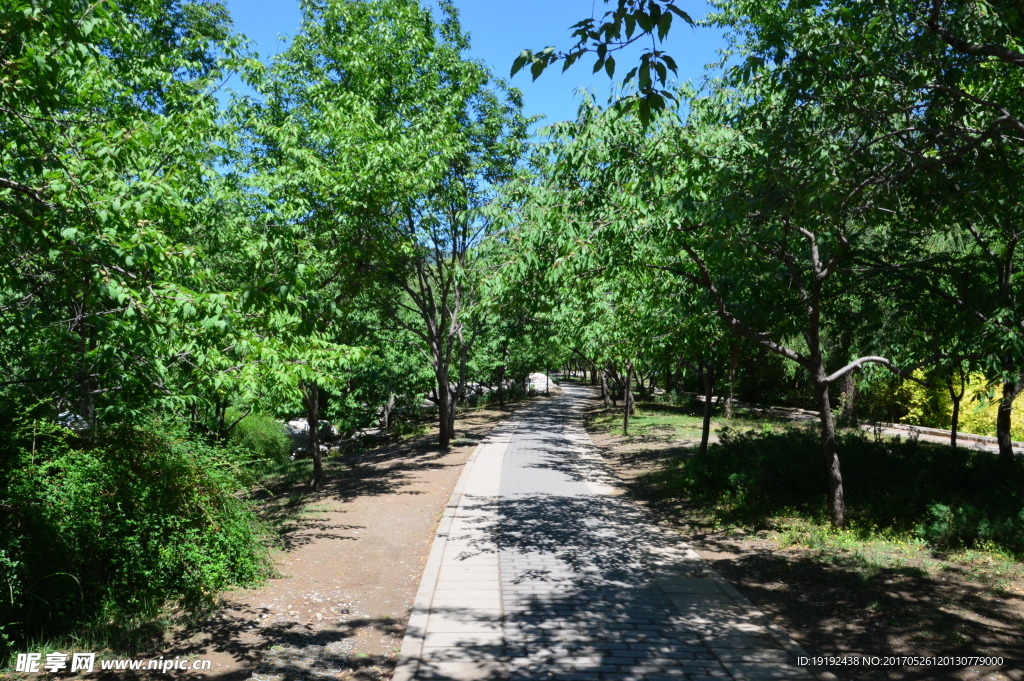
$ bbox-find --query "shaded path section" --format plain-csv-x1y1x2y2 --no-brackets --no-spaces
397,385,819,681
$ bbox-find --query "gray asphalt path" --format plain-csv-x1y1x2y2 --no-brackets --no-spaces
395,384,819,681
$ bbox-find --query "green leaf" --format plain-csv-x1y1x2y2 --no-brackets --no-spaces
511,52,529,77
657,11,673,42
667,5,693,24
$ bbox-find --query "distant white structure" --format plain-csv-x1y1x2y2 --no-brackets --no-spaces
528,372,551,393
285,418,339,439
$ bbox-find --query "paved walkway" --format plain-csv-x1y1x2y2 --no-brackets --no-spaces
395,385,820,681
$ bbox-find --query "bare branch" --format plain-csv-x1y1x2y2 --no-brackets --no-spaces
822,354,944,385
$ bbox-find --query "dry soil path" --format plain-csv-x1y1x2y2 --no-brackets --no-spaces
394,384,820,681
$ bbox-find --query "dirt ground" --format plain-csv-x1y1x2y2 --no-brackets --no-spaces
131,402,521,681
582,387,1024,681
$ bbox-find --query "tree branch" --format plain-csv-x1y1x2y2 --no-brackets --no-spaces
928,0,1024,68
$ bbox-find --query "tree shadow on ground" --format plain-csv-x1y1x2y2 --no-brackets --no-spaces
249,405,526,551
577,395,1024,678
693,530,1024,680
94,612,409,681
487,485,1023,680
523,385,1024,680
415,488,726,681
106,405,532,680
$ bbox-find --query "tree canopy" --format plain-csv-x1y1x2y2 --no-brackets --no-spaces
3,0,1024,660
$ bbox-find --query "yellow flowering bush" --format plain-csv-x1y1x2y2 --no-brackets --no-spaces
903,371,1024,440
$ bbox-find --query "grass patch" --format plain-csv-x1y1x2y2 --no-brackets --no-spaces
591,399,790,442
774,516,933,575
636,426,1024,558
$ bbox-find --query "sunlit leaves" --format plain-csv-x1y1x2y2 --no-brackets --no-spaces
0,0,255,419
510,1,691,125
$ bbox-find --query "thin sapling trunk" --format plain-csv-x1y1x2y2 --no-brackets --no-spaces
623,361,634,435
699,359,715,456
996,379,1022,466
948,369,964,449
813,370,845,527
724,342,738,419
302,380,324,492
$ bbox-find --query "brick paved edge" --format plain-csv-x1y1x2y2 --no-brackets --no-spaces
705,572,839,681
393,417,520,681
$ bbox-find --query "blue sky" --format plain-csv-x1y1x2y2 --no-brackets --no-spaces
222,0,727,132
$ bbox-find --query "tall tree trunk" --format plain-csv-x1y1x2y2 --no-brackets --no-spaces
724,342,738,419
627,364,636,415
948,369,964,449
699,361,715,456
496,365,506,408
301,380,324,492
813,370,845,527
996,380,1022,466
623,362,633,435
446,387,458,445
600,369,611,408
383,393,396,431
436,372,451,448
838,369,858,426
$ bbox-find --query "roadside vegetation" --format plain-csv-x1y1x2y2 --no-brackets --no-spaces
587,389,1024,569
4,0,1024,671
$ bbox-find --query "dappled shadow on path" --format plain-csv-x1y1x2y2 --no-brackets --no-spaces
252,407,520,552
178,407,526,680
437,383,734,679
442,491,730,679
580,394,1024,679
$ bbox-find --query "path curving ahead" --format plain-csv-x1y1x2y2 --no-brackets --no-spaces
394,383,820,681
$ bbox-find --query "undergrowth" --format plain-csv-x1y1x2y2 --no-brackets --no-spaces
638,426,1024,558
0,418,272,664
592,400,783,440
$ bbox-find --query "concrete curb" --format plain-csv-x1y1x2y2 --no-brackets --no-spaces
392,439,490,681
393,415,522,681
871,421,1024,450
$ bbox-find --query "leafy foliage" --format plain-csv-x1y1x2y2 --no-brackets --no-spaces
511,0,694,125
0,419,270,658
642,427,1024,554
227,410,292,468
5,0,1024,660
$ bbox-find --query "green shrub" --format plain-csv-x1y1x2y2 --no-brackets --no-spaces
917,503,1024,552
227,409,291,468
641,427,1024,555
0,419,271,661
